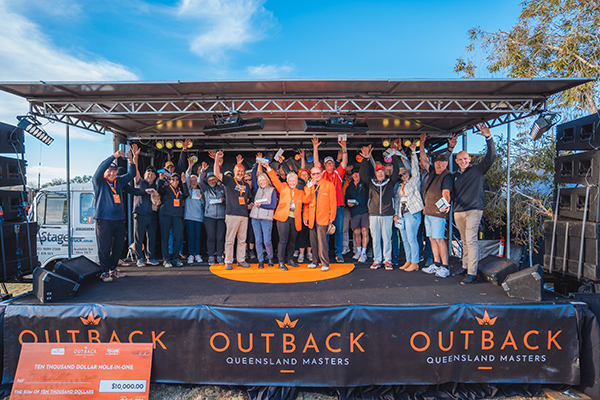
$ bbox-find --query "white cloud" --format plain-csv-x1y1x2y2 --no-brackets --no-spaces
177,0,275,63
247,64,294,78
0,1,137,185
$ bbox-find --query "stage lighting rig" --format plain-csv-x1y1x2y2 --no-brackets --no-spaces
203,113,265,135
530,113,560,140
303,116,368,133
16,115,54,145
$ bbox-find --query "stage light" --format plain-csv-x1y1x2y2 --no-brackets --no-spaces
303,117,368,133
529,113,560,140
186,140,193,148
176,140,184,149
294,154,301,161
16,115,53,146
203,114,265,135
382,119,390,128
356,155,363,163
382,139,391,147
165,140,174,149
155,141,164,149
404,140,412,147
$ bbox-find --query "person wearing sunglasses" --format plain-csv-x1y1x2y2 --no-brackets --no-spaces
157,172,189,268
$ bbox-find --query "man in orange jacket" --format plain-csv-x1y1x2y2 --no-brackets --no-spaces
303,166,337,271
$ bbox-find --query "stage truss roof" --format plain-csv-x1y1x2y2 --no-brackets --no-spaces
0,78,590,150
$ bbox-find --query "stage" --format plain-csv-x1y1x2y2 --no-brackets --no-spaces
1,258,599,400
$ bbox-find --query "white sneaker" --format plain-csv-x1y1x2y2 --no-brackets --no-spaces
307,252,313,262
307,263,317,269
298,254,305,263
422,264,440,274
342,247,350,255
195,254,203,263
358,253,367,263
321,265,329,271
435,266,450,278
187,255,194,264
352,250,360,260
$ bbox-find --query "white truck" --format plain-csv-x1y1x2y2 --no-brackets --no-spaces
33,182,98,268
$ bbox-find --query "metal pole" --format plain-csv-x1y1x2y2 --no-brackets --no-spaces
528,205,533,268
506,122,511,259
66,124,72,259
578,186,590,280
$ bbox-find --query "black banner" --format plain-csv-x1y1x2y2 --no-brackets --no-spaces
2,303,580,386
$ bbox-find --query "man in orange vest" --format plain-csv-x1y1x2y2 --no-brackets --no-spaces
303,167,337,271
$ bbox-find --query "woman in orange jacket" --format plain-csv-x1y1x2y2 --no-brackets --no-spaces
265,163,308,269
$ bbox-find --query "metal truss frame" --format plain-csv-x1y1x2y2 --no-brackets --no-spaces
29,96,545,136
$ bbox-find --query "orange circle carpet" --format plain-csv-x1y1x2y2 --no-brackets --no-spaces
210,263,355,283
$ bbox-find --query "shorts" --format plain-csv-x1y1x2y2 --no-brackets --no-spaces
424,215,447,239
351,213,370,230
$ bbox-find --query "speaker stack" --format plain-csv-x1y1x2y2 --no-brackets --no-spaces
545,114,600,281
33,256,102,303
0,121,38,283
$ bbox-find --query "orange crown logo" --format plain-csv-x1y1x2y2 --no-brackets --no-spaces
276,313,298,328
476,310,497,326
80,311,101,325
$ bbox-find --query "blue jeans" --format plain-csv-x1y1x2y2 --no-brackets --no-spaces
398,211,422,264
251,218,274,261
332,206,344,258
369,215,394,264
186,220,202,256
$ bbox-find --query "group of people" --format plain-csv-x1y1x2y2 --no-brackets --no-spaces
93,125,495,285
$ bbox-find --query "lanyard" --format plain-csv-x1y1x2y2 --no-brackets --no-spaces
402,183,405,196
234,177,245,197
169,184,180,198
106,179,117,194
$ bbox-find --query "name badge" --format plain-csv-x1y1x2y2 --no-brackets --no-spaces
239,197,246,205
174,199,180,207
113,194,121,204
209,198,222,205
401,195,408,203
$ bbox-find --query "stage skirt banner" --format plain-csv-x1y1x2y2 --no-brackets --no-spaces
1,303,580,386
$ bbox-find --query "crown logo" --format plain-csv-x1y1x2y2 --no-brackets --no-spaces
276,313,298,328
80,311,101,325
476,310,497,326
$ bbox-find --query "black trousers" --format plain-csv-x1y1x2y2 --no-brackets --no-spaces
133,213,157,260
277,219,298,263
204,217,225,258
96,219,126,273
160,215,184,262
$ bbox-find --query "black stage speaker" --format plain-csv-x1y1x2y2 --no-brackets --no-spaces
33,267,79,303
555,150,600,185
0,221,38,282
556,186,600,222
55,256,102,284
502,265,544,301
0,190,27,221
0,122,25,154
477,255,519,286
0,156,26,187
557,114,600,151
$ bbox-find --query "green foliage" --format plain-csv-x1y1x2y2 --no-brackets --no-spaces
41,175,92,188
479,128,555,248
454,0,600,112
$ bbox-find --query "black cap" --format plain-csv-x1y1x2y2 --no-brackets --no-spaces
434,153,448,162
145,165,157,174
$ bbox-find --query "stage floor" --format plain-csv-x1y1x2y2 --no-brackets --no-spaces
9,257,564,307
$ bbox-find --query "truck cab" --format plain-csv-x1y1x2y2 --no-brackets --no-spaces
33,182,98,269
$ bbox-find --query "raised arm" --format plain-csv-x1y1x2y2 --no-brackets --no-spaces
312,137,322,169
339,139,348,169
419,132,430,171
476,122,496,173
213,150,224,181
359,145,374,184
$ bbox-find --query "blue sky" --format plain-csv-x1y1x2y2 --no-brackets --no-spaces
0,0,522,186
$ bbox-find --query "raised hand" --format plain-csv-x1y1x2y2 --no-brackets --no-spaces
448,133,458,148
298,149,305,159
236,154,244,164
311,137,321,148
476,122,491,138
182,138,192,150
201,161,209,171
360,145,373,159
208,150,217,159
409,141,417,153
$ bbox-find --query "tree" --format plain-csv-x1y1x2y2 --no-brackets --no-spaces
454,0,600,113
40,175,92,188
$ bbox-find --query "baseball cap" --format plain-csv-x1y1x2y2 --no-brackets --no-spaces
165,161,175,168
107,163,118,171
324,156,335,164
434,153,448,162
375,163,386,171
145,165,157,174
